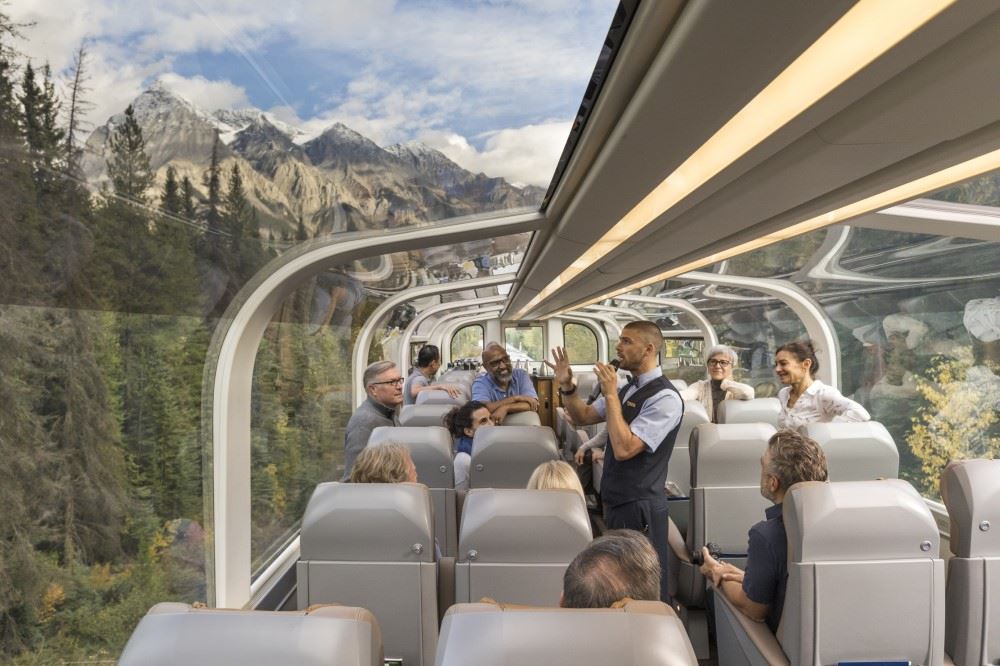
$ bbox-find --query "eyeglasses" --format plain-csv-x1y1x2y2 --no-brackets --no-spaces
486,355,511,367
707,359,732,367
370,377,405,387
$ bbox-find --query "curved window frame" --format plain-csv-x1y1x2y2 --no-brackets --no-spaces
563,321,600,365
450,323,486,363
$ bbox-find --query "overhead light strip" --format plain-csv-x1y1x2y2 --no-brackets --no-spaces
565,146,1000,312
514,0,956,319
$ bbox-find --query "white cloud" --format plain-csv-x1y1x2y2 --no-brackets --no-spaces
157,73,251,110
420,120,570,187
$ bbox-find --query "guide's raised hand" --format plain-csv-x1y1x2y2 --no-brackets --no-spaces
544,346,573,387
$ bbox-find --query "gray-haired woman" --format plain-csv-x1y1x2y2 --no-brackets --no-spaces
680,344,754,423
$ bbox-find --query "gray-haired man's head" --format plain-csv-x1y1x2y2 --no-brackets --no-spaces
561,529,660,608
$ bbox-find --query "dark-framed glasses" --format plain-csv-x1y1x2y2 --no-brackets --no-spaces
707,359,732,367
370,377,405,387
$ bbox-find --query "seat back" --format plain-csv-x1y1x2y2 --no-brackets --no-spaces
670,378,688,390
501,410,541,426
469,425,559,488
436,600,698,665
399,403,452,427
717,397,781,426
779,480,945,665
297,483,438,666
801,421,899,481
455,489,592,606
941,459,1000,666
687,423,775,554
119,603,383,666
368,425,458,556
667,400,709,496
416,389,464,406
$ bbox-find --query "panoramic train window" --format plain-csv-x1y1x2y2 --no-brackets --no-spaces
563,322,599,365
451,324,485,362
504,324,545,370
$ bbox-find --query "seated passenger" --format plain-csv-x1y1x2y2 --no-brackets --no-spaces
403,344,462,406
342,361,403,481
443,400,492,490
774,340,869,429
349,441,418,484
527,460,586,499
679,344,754,422
698,429,828,633
471,342,539,423
560,529,661,608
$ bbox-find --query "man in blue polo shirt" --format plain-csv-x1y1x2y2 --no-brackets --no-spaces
698,429,828,633
471,342,539,423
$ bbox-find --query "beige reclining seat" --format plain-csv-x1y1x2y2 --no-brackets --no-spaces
455,488,591,606
369,425,458,556
119,602,383,666
779,479,944,665
435,600,698,665
801,421,899,481
469,425,558,488
501,410,542,425
416,389,464,406
678,423,776,600
400,403,452,427
667,399,709,498
670,378,689,390
297,482,438,666
717,397,781,427
941,459,1000,666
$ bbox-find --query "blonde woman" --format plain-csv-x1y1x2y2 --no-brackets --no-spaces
349,441,418,484
680,344,754,423
527,460,586,500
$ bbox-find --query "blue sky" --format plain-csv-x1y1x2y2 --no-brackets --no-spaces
9,0,619,186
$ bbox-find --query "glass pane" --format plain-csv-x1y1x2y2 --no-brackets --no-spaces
564,322,598,364
451,325,485,361
504,325,545,367
663,339,706,382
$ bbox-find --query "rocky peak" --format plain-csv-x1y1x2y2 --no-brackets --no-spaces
231,116,309,172
303,122,392,169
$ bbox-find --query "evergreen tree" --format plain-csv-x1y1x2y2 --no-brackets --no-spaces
224,163,250,249
63,41,93,177
20,63,65,197
106,105,153,203
202,133,223,259
180,175,196,221
161,165,181,215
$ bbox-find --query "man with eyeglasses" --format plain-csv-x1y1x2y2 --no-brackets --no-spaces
342,361,403,480
472,342,539,424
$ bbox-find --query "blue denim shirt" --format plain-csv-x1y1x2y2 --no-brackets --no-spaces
742,502,787,634
471,368,538,403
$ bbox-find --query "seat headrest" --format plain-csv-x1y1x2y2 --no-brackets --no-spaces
470,426,559,488
119,603,382,666
399,403,452,427
784,480,938,563
459,489,591,563
574,372,598,398
801,421,899,481
941,458,1000,557
670,378,689,390
677,400,709,445
436,601,697,665
717,398,781,426
501,410,541,426
691,423,776,486
300,482,434,562
368,426,455,489
416,389,464,406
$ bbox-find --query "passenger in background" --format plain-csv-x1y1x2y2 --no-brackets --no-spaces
774,340,869,429
349,442,418,484
444,400,492,490
680,344,754,422
527,460,586,500
472,342,539,423
342,361,403,481
561,529,661,608
699,430,828,633
403,344,463,405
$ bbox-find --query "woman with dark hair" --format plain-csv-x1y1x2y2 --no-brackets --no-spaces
444,400,492,489
775,340,869,429
403,344,463,405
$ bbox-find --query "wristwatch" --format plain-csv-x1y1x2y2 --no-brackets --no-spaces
558,384,577,396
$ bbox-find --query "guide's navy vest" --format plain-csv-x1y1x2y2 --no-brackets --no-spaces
601,375,683,508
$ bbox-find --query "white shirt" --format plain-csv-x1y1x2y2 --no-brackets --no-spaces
593,367,684,452
778,380,870,430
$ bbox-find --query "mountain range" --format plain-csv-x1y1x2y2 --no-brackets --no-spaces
81,82,545,238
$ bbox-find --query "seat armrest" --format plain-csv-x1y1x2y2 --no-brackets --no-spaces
714,591,789,666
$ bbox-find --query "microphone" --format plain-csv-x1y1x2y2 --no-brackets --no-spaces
586,359,620,405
